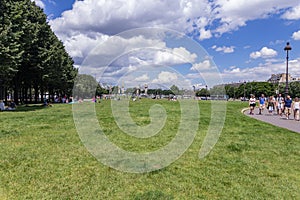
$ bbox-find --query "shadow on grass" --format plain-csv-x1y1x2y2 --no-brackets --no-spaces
6,104,49,112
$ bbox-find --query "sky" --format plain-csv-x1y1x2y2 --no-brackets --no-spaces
33,0,300,89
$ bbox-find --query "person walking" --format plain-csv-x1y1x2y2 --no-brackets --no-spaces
258,94,266,115
248,94,256,115
276,93,284,116
267,95,275,114
284,95,292,119
292,97,300,121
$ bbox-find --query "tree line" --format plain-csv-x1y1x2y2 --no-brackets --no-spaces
191,81,300,99
0,0,78,104
74,73,300,100
221,81,300,99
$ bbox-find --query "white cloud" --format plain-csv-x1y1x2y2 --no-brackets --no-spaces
50,0,212,36
212,45,235,53
108,65,137,77
49,0,300,42
152,71,178,84
281,4,300,20
190,60,213,71
77,33,200,88
80,35,166,69
45,0,300,87
250,47,277,59
151,71,191,89
31,0,45,9
213,0,299,34
292,30,300,40
153,47,197,65
48,0,300,68
199,28,212,40
221,58,300,83
134,74,150,82
63,32,108,58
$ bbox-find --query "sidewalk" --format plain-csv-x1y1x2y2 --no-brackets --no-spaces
243,107,300,133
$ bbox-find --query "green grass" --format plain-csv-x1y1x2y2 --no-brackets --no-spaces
0,100,299,199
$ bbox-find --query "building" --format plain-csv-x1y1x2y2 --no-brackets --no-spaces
267,73,297,84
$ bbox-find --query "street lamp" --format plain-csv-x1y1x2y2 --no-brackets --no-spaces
284,42,292,97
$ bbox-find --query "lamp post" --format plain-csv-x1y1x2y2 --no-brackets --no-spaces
284,42,292,97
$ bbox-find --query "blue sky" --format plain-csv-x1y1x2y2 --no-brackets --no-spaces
33,0,300,89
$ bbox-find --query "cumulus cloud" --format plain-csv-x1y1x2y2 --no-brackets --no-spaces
63,32,108,59
152,71,178,84
213,0,299,34
190,60,213,71
48,1,300,60
50,0,300,38
50,0,212,36
212,45,235,53
80,34,166,69
31,0,45,9
48,0,300,65
45,0,300,88
151,71,191,88
199,28,212,40
134,74,150,82
292,30,300,40
153,47,197,65
281,4,300,20
222,58,300,83
250,47,277,59
76,32,201,88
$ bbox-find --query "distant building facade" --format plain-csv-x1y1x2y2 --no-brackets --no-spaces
267,73,299,84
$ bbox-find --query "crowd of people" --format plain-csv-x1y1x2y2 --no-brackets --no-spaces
248,93,300,120
0,100,17,111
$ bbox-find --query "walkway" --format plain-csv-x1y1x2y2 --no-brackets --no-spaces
243,107,300,133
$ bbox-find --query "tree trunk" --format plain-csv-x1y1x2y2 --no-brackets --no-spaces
34,84,39,103
29,86,32,103
41,88,44,103
14,81,19,105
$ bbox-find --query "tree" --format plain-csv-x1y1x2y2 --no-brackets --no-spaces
0,0,78,104
0,0,24,100
73,74,99,99
290,82,300,98
170,85,180,95
196,88,209,97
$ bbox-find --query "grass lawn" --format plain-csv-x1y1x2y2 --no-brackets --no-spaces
0,100,299,199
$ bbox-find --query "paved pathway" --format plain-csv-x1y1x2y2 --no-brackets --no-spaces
243,107,300,133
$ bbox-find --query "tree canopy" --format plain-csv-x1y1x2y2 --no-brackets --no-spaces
0,0,78,104
223,81,300,99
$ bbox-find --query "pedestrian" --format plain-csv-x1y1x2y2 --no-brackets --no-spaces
284,95,292,119
0,100,5,111
258,94,266,115
248,94,256,115
267,95,275,114
292,97,300,121
276,93,284,116
9,100,16,110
